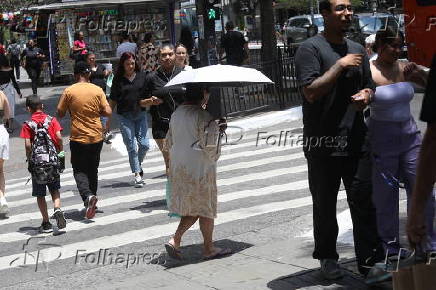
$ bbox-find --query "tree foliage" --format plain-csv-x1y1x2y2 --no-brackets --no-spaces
0,0,39,13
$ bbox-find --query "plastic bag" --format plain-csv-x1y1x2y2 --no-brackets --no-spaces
106,73,114,97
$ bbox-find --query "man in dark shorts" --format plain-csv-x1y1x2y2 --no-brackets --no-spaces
20,96,66,233
407,54,436,251
295,0,388,284
146,44,183,175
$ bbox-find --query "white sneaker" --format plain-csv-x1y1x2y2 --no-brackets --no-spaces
134,175,144,188
0,197,9,214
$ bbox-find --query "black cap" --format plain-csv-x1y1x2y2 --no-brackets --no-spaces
74,61,91,74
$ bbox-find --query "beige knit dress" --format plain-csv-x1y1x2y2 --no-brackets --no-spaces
165,105,221,219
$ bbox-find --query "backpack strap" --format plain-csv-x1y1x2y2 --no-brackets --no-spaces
25,120,38,134
42,116,53,130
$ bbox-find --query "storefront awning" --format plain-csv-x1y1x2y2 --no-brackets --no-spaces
29,0,172,11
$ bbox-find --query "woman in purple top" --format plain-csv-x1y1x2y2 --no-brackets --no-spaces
368,28,435,255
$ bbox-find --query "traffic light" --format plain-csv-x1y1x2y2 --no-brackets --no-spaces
205,0,221,20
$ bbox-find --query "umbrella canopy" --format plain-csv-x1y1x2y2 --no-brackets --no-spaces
164,65,274,88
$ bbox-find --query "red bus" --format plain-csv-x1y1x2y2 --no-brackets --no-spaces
404,0,436,67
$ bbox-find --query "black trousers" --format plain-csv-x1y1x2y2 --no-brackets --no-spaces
26,66,41,95
10,56,20,79
70,141,103,203
306,150,384,274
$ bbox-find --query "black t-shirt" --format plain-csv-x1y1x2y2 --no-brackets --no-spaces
146,66,183,124
22,47,43,69
110,71,148,114
90,64,107,93
221,30,246,65
420,54,436,123
295,34,374,156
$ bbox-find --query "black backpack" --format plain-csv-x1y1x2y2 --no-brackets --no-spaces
26,116,60,184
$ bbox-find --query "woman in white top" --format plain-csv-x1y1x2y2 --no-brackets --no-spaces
0,90,11,215
175,44,193,71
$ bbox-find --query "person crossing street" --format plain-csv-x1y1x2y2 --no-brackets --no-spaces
57,61,112,219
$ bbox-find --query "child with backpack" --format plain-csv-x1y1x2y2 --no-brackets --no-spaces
20,96,66,233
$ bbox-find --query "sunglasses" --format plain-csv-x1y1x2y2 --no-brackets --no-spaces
335,5,353,12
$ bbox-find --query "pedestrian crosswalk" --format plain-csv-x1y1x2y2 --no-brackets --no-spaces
0,128,336,273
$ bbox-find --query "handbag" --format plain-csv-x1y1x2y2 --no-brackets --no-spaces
392,248,436,290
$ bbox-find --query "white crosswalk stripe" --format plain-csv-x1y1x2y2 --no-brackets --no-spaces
0,126,317,274
6,134,302,198
0,192,346,271
7,152,305,209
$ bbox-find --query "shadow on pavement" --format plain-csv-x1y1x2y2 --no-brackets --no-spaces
267,258,393,290
160,239,254,269
129,199,167,213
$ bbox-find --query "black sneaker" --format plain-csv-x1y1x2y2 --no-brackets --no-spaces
52,209,66,229
39,221,53,233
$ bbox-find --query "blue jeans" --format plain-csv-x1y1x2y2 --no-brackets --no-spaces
119,111,149,173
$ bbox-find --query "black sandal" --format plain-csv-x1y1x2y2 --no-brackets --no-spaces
165,242,182,260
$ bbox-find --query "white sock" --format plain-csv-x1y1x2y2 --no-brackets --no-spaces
0,196,7,204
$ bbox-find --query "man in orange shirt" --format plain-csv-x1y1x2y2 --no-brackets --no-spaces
57,62,112,219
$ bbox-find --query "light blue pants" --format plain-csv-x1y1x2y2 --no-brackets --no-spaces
118,111,150,174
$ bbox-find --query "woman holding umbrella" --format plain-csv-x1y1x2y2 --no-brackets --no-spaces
164,85,230,260
162,64,272,259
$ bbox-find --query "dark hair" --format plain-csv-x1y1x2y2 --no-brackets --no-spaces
121,31,130,41
158,44,175,57
184,84,205,103
74,61,91,75
114,52,139,80
85,51,96,59
179,26,194,53
10,38,16,44
26,96,43,111
225,21,234,30
374,27,404,52
74,31,83,41
143,32,154,43
0,54,10,68
319,0,331,13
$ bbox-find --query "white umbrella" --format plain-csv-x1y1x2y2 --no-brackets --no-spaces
164,64,274,87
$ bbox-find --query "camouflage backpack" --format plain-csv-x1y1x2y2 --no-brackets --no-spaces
26,116,59,184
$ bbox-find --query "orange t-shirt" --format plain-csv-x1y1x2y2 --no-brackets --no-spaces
58,82,109,144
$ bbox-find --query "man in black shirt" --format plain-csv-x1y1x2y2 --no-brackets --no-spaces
295,0,386,283
219,21,248,66
407,54,436,250
21,39,44,96
146,45,183,175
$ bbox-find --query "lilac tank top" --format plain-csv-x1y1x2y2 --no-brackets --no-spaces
370,82,414,122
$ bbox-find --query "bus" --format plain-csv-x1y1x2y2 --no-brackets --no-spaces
404,0,436,67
